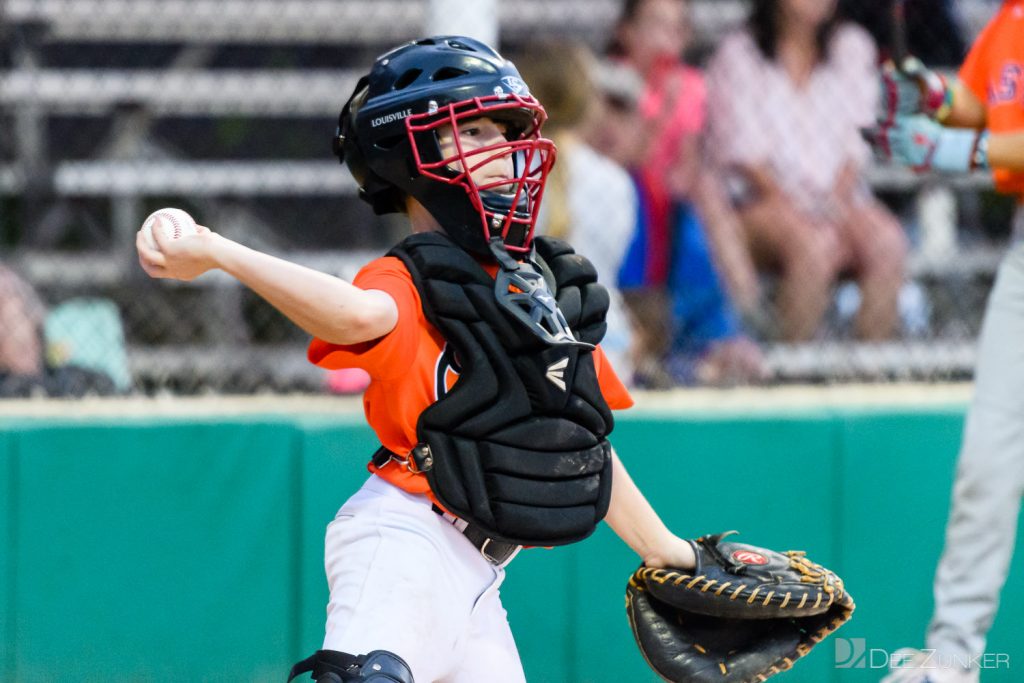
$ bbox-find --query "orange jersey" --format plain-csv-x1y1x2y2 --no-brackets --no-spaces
308,255,634,504
959,0,1024,196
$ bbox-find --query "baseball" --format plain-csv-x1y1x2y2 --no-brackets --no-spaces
140,208,198,250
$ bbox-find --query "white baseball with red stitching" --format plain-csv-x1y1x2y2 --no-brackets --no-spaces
140,208,198,251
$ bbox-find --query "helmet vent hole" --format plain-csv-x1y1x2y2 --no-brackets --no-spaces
432,66,469,81
374,135,405,150
446,39,476,51
414,38,436,45
393,68,423,90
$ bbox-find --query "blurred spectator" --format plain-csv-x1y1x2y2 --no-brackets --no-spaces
705,0,908,342
0,265,121,397
0,265,45,383
514,40,637,382
608,0,701,274
605,0,765,386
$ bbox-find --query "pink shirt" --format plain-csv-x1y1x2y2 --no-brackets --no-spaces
620,59,707,285
706,24,878,215
638,59,706,188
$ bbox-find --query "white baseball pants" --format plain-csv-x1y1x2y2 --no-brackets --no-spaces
321,475,527,683
928,208,1024,664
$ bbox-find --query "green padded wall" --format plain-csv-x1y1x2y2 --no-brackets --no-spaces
837,411,965,682
294,417,383,653
1,428,14,682
2,403,1023,682
5,419,299,682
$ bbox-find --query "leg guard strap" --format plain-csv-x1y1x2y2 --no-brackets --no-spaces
287,649,414,682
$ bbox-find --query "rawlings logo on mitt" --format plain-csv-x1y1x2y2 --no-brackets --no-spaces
625,531,855,683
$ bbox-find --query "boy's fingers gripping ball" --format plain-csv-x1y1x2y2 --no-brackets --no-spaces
140,208,198,250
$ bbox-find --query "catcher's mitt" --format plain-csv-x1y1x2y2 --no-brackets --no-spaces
625,531,855,683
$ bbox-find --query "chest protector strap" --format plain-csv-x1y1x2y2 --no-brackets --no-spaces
387,232,615,546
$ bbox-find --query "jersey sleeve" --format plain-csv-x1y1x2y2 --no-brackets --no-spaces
307,257,423,381
594,345,634,410
955,5,1024,196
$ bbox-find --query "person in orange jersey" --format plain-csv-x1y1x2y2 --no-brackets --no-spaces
869,2,1024,681
137,36,696,683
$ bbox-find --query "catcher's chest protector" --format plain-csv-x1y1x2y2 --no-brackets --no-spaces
387,232,614,546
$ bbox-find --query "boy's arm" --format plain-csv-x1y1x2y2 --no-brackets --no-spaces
945,83,1024,170
986,131,1024,171
604,447,696,570
943,79,988,129
137,226,398,346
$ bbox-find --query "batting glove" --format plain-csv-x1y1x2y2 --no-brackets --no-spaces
879,57,952,122
866,114,988,174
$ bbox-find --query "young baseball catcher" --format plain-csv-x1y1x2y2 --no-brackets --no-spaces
136,36,852,682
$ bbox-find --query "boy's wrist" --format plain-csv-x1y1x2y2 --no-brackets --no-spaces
643,534,697,570
206,232,234,271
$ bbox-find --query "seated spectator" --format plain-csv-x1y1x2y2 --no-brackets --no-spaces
0,265,120,397
604,0,766,385
514,41,638,382
705,0,908,342
0,264,45,394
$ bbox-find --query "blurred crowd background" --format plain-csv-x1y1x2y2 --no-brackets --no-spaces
0,0,1012,396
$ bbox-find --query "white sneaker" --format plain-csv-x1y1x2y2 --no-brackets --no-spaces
879,648,980,683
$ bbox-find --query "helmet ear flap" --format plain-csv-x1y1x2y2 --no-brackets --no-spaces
336,75,406,212
360,175,407,215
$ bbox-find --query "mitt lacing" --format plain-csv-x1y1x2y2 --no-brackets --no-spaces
787,551,844,601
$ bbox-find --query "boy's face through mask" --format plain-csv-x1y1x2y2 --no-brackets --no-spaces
436,116,516,194
406,95,555,255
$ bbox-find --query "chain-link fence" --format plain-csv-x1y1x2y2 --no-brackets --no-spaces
0,0,1010,396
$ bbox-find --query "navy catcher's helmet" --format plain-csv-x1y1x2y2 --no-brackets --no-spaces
334,36,555,256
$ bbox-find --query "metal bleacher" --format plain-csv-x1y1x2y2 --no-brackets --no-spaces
3,0,648,391
0,0,1005,390
1,0,399,390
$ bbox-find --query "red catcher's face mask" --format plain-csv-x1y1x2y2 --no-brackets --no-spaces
405,93,556,254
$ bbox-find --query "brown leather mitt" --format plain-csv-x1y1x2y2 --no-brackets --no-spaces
625,531,855,683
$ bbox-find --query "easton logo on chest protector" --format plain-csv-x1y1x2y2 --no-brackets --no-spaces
386,232,615,547
546,357,569,391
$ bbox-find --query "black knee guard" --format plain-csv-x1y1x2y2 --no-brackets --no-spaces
287,649,414,683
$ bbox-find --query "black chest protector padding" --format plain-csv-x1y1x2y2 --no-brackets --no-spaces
388,232,615,546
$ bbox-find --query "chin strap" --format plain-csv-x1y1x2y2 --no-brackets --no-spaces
488,237,594,349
